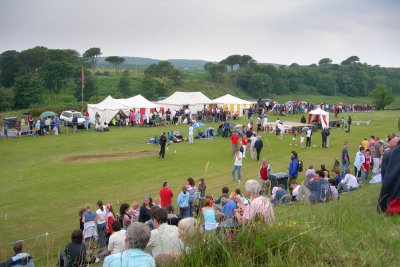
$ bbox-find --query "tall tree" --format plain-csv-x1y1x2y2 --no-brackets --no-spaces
144,61,183,88
105,56,125,73
0,87,15,111
341,56,360,65
369,84,395,110
318,58,332,65
18,46,48,74
118,70,131,97
239,55,256,68
221,55,241,71
249,74,272,97
204,63,227,83
40,62,73,101
83,47,102,73
0,50,20,87
14,75,43,108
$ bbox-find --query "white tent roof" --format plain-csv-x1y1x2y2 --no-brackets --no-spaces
116,94,159,109
88,95,129,110
157,91,212,105
211,94,254,105
308,107,330,129
309,108,329,115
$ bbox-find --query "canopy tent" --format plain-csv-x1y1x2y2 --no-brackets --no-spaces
157,91,212,113
116,94,159,109
87,95,129,124
87,95,160,124
211,94,254,116
307,108,330,129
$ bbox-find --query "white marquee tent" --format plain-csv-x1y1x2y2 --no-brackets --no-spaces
307,108,330,129
211,94,254,116
157,91,212,113
87,95,159,124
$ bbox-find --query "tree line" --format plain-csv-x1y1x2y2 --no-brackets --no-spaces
0,46,398,111
0,46,184,111
204,55,400,100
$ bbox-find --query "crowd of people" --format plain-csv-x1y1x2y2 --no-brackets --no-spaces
1,103,398,267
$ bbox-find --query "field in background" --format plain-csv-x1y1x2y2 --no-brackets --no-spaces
0,111,399,265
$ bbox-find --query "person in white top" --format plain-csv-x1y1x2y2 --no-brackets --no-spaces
108,221,127,255
338,169,359,192
96,200,107,248
277,123,284,140
263,116,269,132
188,124,194,144
289,180,301,201
232,149,243,182
306,129,312,148
249,133,257,159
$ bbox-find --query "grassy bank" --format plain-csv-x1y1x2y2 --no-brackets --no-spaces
0,111,398,265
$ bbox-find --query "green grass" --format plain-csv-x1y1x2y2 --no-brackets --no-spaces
0,111,399,265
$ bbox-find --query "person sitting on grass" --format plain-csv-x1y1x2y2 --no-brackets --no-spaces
201,198,219,230
329,179,339,200
337,169,359,192
271,184,289,206
290,180,301,202
145,208,183,259
103,222,155,267
178,217,202,254
214,186,229,206
0,241,34,267
107,221,126,255
308,170,330,203
217,194,238,227
306,165,316,180
234,179,275,224
165,205,180,226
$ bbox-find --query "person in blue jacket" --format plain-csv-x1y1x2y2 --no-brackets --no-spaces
288,151,299,181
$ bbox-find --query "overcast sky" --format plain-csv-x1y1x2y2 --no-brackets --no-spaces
1,0,399,67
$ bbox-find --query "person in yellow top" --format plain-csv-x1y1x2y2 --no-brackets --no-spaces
361,137,369,150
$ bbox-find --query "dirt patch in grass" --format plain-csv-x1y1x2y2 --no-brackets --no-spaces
63,150,157,162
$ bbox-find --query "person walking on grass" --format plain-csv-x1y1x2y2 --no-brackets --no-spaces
254,136,264,161
306,128,312,148
159,132,167,158
346,115,352,133
188,124,194,144
232,148,243,183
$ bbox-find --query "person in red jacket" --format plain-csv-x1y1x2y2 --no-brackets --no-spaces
231,132,239,156
259,158,271,195
241,136,248,158
159,182,174,208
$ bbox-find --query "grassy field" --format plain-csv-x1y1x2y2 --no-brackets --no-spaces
0,111,399,265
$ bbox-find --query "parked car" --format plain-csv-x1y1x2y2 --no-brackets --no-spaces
60,110,85,127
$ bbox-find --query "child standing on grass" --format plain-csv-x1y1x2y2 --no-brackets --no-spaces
177,186,189,218
290,131,298,146
300,134,305,148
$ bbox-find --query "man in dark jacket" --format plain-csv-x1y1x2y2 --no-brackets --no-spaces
159,132,167,158
254,136,264,161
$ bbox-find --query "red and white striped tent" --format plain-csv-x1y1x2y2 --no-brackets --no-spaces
307,108,330,129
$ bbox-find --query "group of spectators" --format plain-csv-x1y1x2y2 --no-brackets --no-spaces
50,176,274,266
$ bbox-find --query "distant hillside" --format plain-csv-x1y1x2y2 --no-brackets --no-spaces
97,56,282,70
97,56,214,70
